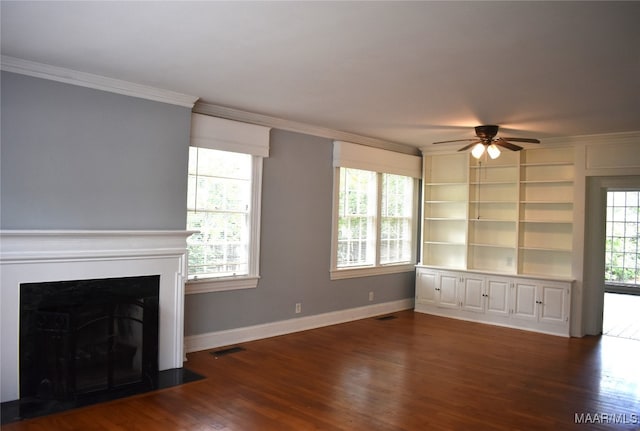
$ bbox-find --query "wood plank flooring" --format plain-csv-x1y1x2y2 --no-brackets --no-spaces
603,292,640,340
4,311,640,430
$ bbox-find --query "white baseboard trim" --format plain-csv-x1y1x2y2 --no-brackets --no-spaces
185,298,414,353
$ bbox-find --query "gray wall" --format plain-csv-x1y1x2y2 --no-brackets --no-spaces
1,72,191,229
1,72,415,337
184,129,415,335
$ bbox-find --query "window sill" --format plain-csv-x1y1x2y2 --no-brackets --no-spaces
330,263,415,280
185,275,259,294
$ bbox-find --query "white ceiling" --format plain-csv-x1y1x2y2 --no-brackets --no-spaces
2,1,639,150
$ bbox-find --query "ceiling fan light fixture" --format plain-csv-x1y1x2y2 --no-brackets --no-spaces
487,144,501,159
471,143,486,159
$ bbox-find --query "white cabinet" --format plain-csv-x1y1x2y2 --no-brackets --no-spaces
416,270,464,309
415,267,571,336
512,280,570,326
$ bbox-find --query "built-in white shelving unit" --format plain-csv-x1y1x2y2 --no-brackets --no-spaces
468,151,519,273
422,153,468,269
417,146,575,336
419,146,574,278
518,147,574,278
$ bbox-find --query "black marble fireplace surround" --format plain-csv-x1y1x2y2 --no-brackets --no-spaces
20,275,160,403
0,275,203,424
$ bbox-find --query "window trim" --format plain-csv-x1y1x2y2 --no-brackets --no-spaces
330,167,420,281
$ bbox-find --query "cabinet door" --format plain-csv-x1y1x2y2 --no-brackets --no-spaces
416,270,437,306
460,274,484,313
512,281,538,321
539,283,568,325
486,278,510,316
438,272,459,309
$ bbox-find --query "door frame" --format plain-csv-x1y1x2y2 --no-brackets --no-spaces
583,175,640,335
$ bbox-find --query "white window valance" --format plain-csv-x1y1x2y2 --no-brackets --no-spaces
190,113,271,157
333,141,421,178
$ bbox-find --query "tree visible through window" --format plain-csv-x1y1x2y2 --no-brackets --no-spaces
605,190,640,286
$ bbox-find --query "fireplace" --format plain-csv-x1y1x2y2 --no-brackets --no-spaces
1,230,194,403
20,276,160,402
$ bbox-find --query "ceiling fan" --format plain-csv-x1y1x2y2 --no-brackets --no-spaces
433,125,540,159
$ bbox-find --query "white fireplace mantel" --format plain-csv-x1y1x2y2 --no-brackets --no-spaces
0,230,194,402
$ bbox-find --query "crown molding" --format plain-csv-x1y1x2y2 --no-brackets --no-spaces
421,130,640,155
1,56,199,108
194,101,421,156
544,130,640,147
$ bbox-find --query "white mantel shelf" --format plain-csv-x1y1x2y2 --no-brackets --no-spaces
0,229,195,402
0,229,196,260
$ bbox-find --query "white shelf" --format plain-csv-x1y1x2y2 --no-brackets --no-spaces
519,246,572,252
470,243,516,249
521,201,573,204
425,182,467,186
520,220,572,224
470,218,517,223
469,181,517,185
425,241,467,246
421,148,574,278
470,200,518,204
520,180,574,184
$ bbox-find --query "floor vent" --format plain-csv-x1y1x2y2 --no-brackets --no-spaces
210,346,245,358
376,315,397,321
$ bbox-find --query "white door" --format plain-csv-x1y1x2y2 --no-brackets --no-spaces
539,283,568,324
438,272,459,309
512,281,538,321
461,274,484,313
486,277,510,316
416,270,437,306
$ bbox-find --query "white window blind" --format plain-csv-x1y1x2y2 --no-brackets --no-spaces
332,141,422,179
191,113,270,157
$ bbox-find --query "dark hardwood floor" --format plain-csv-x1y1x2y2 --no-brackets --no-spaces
4,311,640,430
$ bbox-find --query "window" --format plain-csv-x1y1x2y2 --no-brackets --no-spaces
186,114,270,293
187,147,252,278
605,190,640,287
337,168,377,267
331,141,421,279
380,173,415,264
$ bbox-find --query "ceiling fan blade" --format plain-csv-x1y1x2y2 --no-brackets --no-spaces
433,138,478,145
457,141,481,152
494,139,523,151
500,137,540,143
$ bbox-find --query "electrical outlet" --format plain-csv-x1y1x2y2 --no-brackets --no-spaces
295,303,301,314
369,291,374,301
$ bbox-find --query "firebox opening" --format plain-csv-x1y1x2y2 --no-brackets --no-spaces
19,276,160,404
